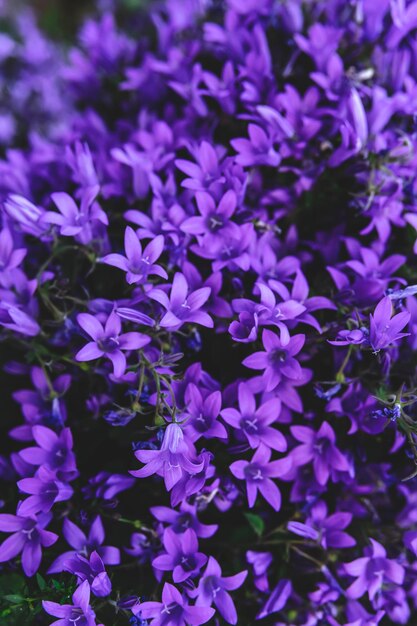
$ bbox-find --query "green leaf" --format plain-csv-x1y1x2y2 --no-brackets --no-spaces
36,573,46,591
244,513,265,537
3,595,24,605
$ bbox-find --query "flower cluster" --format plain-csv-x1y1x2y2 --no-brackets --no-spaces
2,1,417,625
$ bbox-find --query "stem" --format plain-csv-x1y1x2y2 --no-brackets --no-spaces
336,344,353,383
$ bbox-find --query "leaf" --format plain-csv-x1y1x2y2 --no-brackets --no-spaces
244,513,265,537
3,595,24,605
36,574,46,591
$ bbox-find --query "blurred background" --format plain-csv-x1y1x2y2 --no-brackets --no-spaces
1,0,145,39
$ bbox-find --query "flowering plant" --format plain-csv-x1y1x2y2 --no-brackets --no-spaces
2,1,417,625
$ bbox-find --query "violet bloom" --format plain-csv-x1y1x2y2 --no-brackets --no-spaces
4,194,48,238
344,539,405,601
0,302,40,337
133,582,215,625
329,328,368,347
149,273,213,331
75,311,150,378
48,515,120,573
0,511,58,577
152,528,207,583
268,269,336,331
43,186,108,244
17,466,73,516
231,124,281,167
243,328,305,392
246,551,272,592
170,450,212,508
13,366,70,435
345,601,385,626
65,551,112,597
82,471,135,500
43,580,98,626
189,556,247,625
229,311,258,343
131,422,204,491
233,283,306,332
0,227,26,278
221,383,286,451
230,445,291,511
175,141,225,192
256,579,292,620
287,500,355,549
19,425,77,478
369,296,410,352
150,502,218,538
290,421,350,486
125,531,155,564
183,383,227,442
192,223,254,272
101,227,167,284
181,190,238,244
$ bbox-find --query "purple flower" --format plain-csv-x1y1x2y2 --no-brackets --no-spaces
329,328,368,347
0,511,58,577
131,422,204,491
287,500,355,549
191,223,255,272
125,532,155,564
181,190,238,244
246,550,272,592
42,580,98,626
65,550,112,597
133,582,215,625
0,227,26,277
149,273,213,331
169,63,208,117
231,124,281,167
4,194,48,238
230,445,291,511
17,466,73,516
183,383,227,442
256,579,292,620
369,296,410,352
19,425,77,478
233,282,306,331
175,141,225,192
12,366,70,435
75,311,150,377
48,515,120,573
229,311,259,343
290,421,350,485
82,471,135,500
150,502,218,538
0,302,40,336
344,539,405,601
170,451,213,508
101,227,167,284
295,23,342,71
221,383,286,451
243,328,305,392
268,270,336,331
43,186,108,244
152,528,207,582
189,556,247,625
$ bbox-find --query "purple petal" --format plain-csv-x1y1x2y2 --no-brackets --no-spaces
75,342,104,362
0,532,25,561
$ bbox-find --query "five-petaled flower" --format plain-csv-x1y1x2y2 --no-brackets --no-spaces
75,311,150,377
133,582,215,625
101,226,167,284
230,444,291,511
